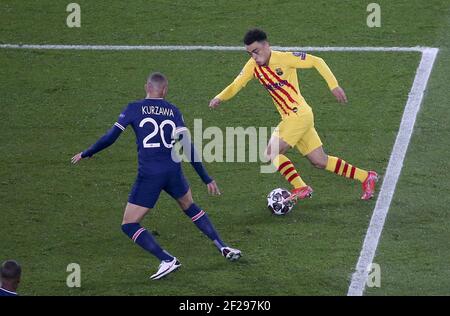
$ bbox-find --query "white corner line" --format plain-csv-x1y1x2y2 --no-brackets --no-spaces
347,47,439,296
0,43,435,53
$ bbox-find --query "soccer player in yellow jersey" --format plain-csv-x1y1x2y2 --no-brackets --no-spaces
209,29,378,201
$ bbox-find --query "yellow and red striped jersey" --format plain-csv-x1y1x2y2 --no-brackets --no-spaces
215,51,339,118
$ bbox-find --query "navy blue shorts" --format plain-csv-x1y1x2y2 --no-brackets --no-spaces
128,169,190,209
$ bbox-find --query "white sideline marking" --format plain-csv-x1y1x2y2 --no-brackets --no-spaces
347,47,439,296
0,43,429,52
0,42,439,295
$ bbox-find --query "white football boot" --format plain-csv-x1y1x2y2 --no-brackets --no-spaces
221,247,242,261
150,257,181,280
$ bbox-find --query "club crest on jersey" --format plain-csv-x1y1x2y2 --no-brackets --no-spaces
292,51,307,60
275,68,283,76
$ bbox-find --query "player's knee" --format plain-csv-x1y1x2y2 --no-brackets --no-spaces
180,200,193,211
122,213,140,225
264,148,279,163
121,218,134,225
264,152,274,163
264,148,272,162
177,192,194,211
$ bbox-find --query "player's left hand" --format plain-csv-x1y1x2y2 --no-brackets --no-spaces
207,180,221,195
71,152,84,164
332,86,348,104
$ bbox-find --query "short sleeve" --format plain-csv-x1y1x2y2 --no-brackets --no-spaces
114,104,133,131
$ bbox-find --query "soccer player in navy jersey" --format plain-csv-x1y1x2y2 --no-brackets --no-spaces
0,260,21,296
72,72,241,280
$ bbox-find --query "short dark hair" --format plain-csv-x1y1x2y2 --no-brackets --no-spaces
243,28,267,45
1,260,22,280
147,72,168,85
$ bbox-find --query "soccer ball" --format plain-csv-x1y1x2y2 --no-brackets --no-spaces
267,188,295,215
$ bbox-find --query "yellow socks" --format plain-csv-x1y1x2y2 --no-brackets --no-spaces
326,156,368,183
273,154,306,189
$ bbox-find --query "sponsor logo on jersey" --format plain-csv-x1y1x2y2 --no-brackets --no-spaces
266,79,289,91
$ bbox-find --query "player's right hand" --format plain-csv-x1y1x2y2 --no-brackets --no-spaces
209,98,221,109
207,180,221,195
71,152,84,164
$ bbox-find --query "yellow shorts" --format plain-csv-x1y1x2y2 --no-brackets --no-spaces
272,109,323,156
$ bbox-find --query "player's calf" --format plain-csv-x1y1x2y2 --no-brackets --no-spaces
273,154,308,189
121,223,175,262
183,203,225,247
183,203,241,261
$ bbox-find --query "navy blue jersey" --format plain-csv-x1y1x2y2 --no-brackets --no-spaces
0,287,18,296
81,97,212,184
115,98,187,176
